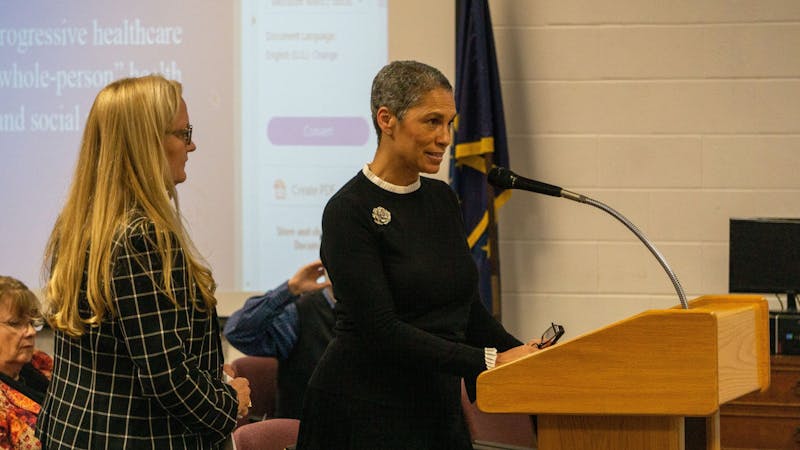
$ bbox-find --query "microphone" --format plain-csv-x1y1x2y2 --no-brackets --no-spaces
488,166,688,309
487,166,563,198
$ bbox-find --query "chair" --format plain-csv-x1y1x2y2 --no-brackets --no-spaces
232,418,300,450
461,380,537,450
231,356,279,424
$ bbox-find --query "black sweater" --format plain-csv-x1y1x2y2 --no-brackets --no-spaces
311,170,520,410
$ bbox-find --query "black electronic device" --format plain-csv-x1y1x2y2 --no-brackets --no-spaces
770,311,800,355
729,218,800,311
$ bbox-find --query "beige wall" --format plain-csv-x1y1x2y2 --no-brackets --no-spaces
486,0,800,340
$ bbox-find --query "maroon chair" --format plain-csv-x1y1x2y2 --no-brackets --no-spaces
460,380,537,449
232,418,300,450
231,356,279,424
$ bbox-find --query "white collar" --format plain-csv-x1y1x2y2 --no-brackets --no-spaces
362,164,421,194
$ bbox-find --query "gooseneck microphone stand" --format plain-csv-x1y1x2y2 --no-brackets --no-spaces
488,166,689,309
560,189,689,309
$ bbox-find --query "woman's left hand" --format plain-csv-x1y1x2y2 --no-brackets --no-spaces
526,338,543,348
222,363,236,379
222,364,251,417
228,376,251,418
495,344,538,367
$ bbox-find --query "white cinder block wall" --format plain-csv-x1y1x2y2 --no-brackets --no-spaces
487,0,800,341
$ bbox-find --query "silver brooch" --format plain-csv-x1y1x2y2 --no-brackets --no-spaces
372,206,391,225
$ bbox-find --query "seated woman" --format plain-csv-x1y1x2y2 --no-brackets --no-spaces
0,276,52,450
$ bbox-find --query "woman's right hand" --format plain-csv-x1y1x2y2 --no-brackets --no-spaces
496,344,538,367
228,376,251,418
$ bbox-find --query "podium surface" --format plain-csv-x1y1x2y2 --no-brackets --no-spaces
476,295,769,450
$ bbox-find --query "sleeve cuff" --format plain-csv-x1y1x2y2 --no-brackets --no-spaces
484,347,497,370
273,280,299,302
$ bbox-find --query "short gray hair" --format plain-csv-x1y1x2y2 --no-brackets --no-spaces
370,60,452,143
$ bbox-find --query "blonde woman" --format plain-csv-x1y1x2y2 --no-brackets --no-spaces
36,75,250,449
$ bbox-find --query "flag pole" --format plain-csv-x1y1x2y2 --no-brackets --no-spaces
484,153,502,320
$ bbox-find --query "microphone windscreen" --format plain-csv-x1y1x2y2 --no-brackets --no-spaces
487,166,514,189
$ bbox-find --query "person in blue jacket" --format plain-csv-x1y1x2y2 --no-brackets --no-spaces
224,260,333,420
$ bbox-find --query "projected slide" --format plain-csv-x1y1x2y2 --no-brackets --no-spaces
0,1,236,290
1,1,387,293
239,1,387,290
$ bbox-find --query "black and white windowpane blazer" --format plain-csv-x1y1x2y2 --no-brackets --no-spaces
37,216,238,450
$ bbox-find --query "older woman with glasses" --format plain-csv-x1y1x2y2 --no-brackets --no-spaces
0,275,52,450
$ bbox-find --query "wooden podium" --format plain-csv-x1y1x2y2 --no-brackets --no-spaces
476,295,770,450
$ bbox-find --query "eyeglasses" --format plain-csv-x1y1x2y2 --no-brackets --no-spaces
170,124,193,145
0,317,45,332
537,322,565,349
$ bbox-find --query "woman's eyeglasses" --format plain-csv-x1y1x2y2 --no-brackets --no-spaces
0,317,45,332
170,124,193,145
537,322,565,349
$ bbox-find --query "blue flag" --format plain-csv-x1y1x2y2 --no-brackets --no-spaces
450,0,511,316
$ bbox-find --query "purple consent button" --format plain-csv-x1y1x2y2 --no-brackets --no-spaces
267,116,370,146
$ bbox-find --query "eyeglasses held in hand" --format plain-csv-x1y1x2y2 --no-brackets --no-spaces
0,317,45,332
537,322,565,349
171,124,193,145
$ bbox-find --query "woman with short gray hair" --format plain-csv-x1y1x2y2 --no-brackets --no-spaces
296,61,536,449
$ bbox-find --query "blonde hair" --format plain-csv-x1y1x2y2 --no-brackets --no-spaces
43,75,216,337
0,276,41,320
